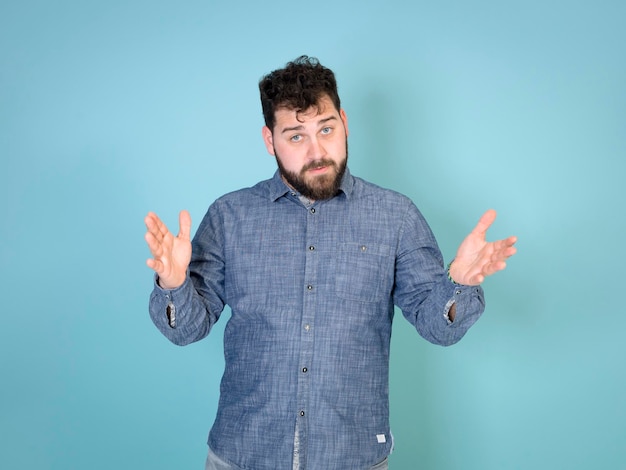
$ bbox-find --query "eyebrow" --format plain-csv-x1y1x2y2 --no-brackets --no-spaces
281,116,338,134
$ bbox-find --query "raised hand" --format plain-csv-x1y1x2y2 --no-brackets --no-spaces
448,209,517,286
144,210,192,289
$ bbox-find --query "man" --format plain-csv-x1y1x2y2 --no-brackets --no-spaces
145,56,517,470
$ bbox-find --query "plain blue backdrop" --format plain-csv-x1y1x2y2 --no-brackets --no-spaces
1,0,624,468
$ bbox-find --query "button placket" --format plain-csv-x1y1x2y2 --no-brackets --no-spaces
296,201,318,458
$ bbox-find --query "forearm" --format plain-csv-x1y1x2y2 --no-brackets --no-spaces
149,275,218,346
399,273,485,346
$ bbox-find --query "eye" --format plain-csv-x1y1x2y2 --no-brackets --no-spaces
290,134,302,142
320,127,332,135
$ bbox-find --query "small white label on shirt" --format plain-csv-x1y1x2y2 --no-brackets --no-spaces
376,434,386,444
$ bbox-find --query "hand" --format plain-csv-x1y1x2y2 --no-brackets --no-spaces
144,210,192,289
448,209,517,286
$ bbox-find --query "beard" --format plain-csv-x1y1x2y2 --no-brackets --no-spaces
274,141,348,201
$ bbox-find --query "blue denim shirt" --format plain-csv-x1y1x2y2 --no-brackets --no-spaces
149,169,485,470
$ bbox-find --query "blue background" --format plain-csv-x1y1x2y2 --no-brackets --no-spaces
1,1,624,468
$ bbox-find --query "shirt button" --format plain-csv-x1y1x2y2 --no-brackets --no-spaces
300,411,305,417
304,324,311,331
310,208,316,214
302,367,308,373
455,290,462,295
308,245,315,251
307,285,313,291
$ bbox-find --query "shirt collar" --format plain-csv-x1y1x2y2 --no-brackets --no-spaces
268,167,355,202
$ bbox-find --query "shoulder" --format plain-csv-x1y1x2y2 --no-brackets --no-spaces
350,175,414,209
210,177,274,208
348,175,432,232
195,178,274,234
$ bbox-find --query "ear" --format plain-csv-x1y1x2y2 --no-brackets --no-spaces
262,126,275,156
340,109,349,137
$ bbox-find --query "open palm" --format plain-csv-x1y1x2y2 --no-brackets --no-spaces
144,210,192,289
449,209,517,286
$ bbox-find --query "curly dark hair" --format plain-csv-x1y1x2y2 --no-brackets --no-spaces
259,55,341,131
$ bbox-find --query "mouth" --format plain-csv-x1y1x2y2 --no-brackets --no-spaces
304,160,335,175
308,165,329,174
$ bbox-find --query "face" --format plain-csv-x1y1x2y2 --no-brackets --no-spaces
262,95,349,201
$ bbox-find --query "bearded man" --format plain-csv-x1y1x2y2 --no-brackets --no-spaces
144,55,517,470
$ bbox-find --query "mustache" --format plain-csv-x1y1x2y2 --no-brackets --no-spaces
301,159,337,172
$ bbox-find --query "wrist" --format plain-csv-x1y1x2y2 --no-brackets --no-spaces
157,274,186,290
447,261,461,285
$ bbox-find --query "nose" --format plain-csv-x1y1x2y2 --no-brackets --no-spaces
307,136,326,160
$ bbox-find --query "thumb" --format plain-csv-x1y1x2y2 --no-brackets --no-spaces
472,209,497,238
178,210,192,240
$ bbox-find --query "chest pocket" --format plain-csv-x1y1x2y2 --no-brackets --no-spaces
334,242,395,303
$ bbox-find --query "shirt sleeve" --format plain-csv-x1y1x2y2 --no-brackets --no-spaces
393,201,485,346
148,204,227,346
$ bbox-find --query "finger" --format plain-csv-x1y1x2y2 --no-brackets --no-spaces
146,257,166,275
145,212,168,241
146,257,161,272
484,260,506,276
156,214,171,238
147,212,171,238
471,209,497,238
498,235,517,249
144,232,161,255
493,238,518,260
144,231,163,258
487,235,516,252
469,272,485,285
178,210,192,241
144,212,158,234
505,245,517,257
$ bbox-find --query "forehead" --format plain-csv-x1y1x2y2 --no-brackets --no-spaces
274,95,339,128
